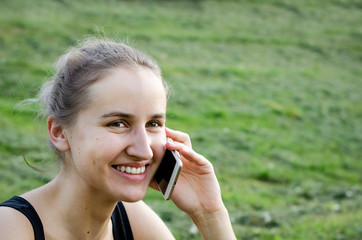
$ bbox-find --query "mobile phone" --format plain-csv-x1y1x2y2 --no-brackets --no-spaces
154,148,183,200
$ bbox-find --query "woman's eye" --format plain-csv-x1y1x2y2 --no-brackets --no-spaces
107,120,127,128
147,121,162,128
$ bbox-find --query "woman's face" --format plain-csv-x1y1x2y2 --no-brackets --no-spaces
63,66,167,202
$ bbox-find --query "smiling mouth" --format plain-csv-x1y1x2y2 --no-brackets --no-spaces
112,165,147,175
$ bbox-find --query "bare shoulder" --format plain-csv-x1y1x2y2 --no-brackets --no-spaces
0,206,34,240
123,201,175,240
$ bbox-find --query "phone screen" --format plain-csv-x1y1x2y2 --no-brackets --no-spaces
154,149,176,194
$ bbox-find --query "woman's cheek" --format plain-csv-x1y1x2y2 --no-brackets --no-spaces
149,132,172,176
93,134,123,162
150,136,167,168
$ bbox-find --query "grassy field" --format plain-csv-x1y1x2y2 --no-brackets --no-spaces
1,0,361,239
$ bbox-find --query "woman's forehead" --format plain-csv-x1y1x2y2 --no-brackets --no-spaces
85,67,167,116
93,66,164,91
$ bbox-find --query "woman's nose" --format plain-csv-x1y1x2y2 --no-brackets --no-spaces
126,128,153,161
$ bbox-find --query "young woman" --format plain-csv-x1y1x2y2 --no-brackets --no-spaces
0,38,236,240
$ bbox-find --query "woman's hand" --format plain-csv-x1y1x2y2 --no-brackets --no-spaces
163,128,224,217
149,127,236,239
161,128,236,240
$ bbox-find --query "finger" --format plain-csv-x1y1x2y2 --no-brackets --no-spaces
166,141,209,167
165,127,192,148
149,179,159,191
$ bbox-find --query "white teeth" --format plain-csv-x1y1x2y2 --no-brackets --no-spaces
116,165,146,175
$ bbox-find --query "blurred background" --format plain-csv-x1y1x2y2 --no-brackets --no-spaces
0,0,361,239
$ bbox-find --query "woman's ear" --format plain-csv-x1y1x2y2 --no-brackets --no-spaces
47,116,70,152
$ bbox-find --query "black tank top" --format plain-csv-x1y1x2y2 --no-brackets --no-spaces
0,196,133,240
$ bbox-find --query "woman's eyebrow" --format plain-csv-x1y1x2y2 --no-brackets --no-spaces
101,112,135,119
152,113,166,119
101,112,166,119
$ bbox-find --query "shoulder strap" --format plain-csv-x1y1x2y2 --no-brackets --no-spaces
0,196,45,240
111,201,134,240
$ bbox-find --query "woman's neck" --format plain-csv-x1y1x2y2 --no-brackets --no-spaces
23,170,117,240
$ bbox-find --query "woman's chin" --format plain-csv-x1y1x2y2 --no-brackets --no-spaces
111,185,149,202
119,192,147,202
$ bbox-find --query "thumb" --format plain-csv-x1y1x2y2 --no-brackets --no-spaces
149,179,160,191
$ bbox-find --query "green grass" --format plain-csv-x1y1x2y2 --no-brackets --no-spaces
1,0,361,239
